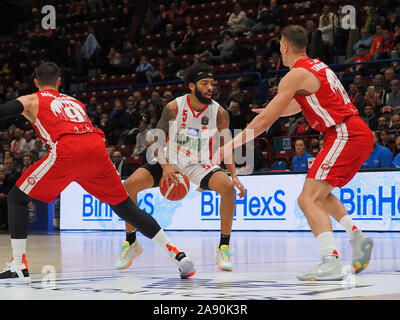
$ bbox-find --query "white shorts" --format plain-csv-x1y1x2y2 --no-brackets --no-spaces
142,161,223,189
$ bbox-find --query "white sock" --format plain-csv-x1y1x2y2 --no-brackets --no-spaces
11,239,26,265
152,230,181,260
339,215,358,238
316,231,338,258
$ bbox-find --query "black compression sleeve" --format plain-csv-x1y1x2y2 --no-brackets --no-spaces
0,99,24,119
110,197,161,239
7,185,30,239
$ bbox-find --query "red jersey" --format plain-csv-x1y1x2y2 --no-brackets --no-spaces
293,58,358,133
34,89,104,145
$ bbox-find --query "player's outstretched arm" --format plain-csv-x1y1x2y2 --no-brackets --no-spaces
235,71,302,145
16,94,38,123
213,69,304,164
252,99,302,117
217,106,245,198
0,99,25,120
0,94,37,122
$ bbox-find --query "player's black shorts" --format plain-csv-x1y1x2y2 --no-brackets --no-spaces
141,162,224,190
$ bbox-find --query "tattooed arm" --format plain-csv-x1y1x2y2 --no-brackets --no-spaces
153,100,184,186
152,100,178,165
156,100,178,138
217,106,245,198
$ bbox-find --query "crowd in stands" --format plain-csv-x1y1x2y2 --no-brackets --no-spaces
2,0,400,228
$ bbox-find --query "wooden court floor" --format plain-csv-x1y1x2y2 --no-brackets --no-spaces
0,230,400,300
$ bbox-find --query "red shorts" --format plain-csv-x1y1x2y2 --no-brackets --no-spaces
307,116,373,188
17,133,128,205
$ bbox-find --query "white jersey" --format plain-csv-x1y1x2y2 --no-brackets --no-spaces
166,94,220,165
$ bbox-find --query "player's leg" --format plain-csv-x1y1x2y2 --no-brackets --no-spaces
0,145,74,283
116,166,157,270
107,197,195,278
296,178,346,281
316,118,374,275
182,163,235,271
78,141,195,278
200,169,235,271
297,178,334,236
1,185,32,283
324,193,373,274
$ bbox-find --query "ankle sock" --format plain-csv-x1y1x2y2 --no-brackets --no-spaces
11,238,26,265
339,215,358,238
126,231,136,245
219,234,230,248
316,231,338,258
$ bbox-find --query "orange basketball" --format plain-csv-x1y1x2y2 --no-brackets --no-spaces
159,173,190,201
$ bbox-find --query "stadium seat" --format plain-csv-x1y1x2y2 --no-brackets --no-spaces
274,150,294,161
102,101,111,112
79,92,88,101
116,74,128,86
175,83,186,94
269,161,287,171
279,122,291,136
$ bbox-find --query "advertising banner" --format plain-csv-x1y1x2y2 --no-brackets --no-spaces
60,171,400,231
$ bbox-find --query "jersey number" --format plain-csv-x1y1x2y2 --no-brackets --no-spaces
63,104,86,123
51,100,87,123
326,69,351,105
182,109,188,122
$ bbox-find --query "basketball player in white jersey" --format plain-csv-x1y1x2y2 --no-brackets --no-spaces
115,63,246,272
214,25,374,281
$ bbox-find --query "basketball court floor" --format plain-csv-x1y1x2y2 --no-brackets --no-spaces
0,230,400,300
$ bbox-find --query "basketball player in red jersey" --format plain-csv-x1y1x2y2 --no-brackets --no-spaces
215,25,374,281
115,63,246,272
0,62,195,282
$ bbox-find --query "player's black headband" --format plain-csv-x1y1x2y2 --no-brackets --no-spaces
192,71,214,84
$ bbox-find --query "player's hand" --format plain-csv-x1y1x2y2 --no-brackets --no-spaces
232,176,245,198
160,163,184,187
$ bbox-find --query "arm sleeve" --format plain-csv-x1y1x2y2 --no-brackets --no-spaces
0,99,24,119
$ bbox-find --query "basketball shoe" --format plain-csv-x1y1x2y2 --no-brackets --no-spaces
175,252,196,279
215,245,233,271
297,254,347,281
115,240,144,270
350,229,374,274
0,254,31,283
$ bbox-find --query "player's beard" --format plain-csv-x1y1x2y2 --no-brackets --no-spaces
195,86,212,105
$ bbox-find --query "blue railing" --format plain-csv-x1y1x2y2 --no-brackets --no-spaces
134,71,264,102
65,85,134,97
268,58,400,76
66,58,400,106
